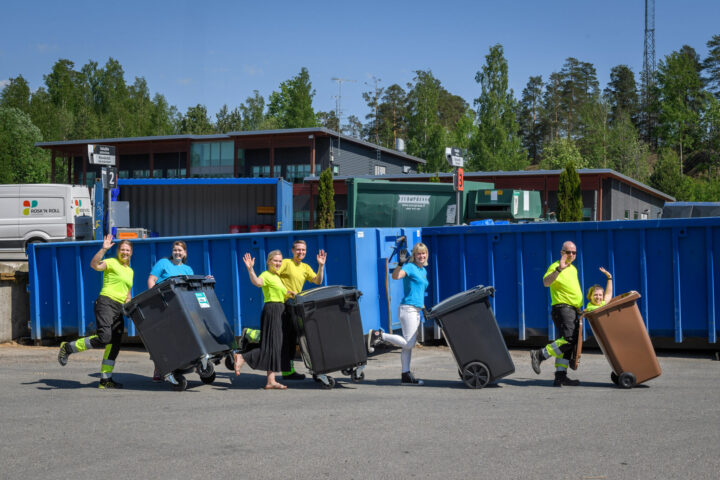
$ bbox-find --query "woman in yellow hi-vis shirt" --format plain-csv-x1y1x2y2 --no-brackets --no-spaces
57,234,134,389
234,250,296,390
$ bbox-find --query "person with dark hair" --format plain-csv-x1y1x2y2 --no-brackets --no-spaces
234,250,296,390
530,241,583,387
147,240,194,288
57,234,134,389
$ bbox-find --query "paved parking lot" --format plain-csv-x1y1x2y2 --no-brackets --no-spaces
1,343,718,479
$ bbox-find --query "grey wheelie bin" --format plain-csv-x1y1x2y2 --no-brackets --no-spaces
584,291,662,389
124,275,237,391
288,286,367,389
426,285,515,388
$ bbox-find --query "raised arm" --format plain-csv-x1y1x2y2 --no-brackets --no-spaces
90,234,114,272
243,253,264,288
312,249,327,285
543,253,570,287
599,267,613,302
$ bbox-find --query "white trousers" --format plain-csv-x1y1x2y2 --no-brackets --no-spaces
381,304,421,373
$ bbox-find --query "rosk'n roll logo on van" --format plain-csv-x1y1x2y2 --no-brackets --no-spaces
22,200,38,215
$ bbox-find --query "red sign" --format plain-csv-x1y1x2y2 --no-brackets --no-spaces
456,168,464,191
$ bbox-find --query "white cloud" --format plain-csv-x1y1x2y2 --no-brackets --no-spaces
243,65,263,76
0,79,10,89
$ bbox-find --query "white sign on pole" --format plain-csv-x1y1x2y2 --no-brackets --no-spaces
88,144,116,166
445,147,464,168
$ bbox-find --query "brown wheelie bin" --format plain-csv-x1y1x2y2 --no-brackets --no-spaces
584,291,661,389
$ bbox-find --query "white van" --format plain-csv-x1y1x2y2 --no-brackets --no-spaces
0,184,92,257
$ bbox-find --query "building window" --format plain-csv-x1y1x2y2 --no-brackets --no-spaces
634,211,639,220
153,169,163,178
190,141,234,177
134,169,150,179
252,165,270,178
119,170,130,179
624,210,629,219
286,164,311,182
293,210,310,230
374,165,386,175
333,165,339,175
166,168,186,178
334,210,346,228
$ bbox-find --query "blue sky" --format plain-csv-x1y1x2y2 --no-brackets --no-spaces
1,1,719,130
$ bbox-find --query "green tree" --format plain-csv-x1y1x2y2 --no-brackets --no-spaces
268,67,318,129
316,110,340,131
541,72,563,143
240,90,266,131
362,80,384,145
540,137,586,170
405,70,447,172
0,107,50,183
655,49,709,170
577,98,609,168
315,167,335,229
215,104,243,133
342,114,363,138
704,34,720,99
604,65,639,126
371,83,407,148
557,162,583,222
181,104,214,134
0,75,31,113
649,149,695,200
470,44,527,171
559,58,599,139
607,112,652,182
518,75,544,163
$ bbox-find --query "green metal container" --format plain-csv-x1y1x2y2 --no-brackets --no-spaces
466,189,542,221
345,179,494,228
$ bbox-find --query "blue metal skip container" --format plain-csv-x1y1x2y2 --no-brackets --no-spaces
27,228,422,340
421,218,720,345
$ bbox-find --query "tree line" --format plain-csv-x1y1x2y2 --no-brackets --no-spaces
2,35,720,200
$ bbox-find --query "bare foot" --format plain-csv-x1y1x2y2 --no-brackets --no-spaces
263,383,287,390
234,354,245,376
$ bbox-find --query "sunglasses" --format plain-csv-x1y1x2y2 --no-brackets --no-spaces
563,250,577,255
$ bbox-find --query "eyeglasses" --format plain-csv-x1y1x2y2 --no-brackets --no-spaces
563,250,577,255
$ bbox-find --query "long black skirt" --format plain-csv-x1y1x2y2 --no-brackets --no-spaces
243,302,284,372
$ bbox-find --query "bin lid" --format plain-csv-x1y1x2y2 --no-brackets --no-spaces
582,291,641,319
291,285,361,305
426,285,494,319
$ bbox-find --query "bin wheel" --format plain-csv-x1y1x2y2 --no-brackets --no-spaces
320,376,336,390
618,372,636,389
171,374,187,392
200,372,216,385
610,372,619,385
461,361,491,389
224,354,235,371
351,370,365,382
341,369,352,376
198,363,216,385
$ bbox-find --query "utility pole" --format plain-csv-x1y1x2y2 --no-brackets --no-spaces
331,77,356,170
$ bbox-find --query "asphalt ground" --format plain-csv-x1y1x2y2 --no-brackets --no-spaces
0,343,718,479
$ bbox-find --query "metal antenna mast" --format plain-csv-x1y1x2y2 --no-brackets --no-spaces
642,0,656,144
331,77,356,127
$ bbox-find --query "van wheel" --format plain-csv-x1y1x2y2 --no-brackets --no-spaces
25,238,46,252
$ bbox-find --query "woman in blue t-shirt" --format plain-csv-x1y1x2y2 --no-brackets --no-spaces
147,240,195,288
367,243,429,385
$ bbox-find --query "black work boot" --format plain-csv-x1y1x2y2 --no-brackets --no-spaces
553,371,580,387
530,349,544,374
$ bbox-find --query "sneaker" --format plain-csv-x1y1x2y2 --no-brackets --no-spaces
98,378,124,389
152,368,162,383
530,349,544,375
58,342,70,366
553,372,580,387
401,371,424,386
281,372,306,380
366,329,383,354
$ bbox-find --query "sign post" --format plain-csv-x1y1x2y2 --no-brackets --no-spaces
445,147,465,225
89,145,117,237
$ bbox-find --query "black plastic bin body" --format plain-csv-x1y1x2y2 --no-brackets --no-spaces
289,286,366,376
427,285,515,388
125,275,236,378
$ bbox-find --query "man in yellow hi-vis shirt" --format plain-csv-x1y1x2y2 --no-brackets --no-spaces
240,239,326,380
530,241,582,387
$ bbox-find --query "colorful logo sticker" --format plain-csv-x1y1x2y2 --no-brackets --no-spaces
195,292,211,309
22,200,38,215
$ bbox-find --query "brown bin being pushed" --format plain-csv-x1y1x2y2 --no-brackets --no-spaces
584,291,662,389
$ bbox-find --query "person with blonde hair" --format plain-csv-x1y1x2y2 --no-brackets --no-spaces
585,267,613,312
367,242,429,385
234,250,296,390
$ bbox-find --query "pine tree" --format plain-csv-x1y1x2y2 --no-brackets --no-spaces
557,162,583,222
315,167,335,229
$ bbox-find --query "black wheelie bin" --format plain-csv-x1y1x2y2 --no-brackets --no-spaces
288,286,366,389
426,285,515,388
124,275,237,391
